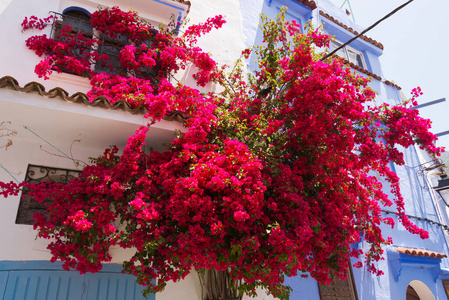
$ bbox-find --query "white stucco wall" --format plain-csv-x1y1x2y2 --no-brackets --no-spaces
0,0,246,93
0,0,59,89
187,0,246,68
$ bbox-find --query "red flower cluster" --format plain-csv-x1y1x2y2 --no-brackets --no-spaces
63,210,93,232
3,7,441,299
21,15,54,31
22,7,222,102
183,15,226,42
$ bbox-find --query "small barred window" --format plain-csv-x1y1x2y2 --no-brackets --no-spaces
15,165,80,225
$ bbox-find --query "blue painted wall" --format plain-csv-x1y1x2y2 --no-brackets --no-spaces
245,0,314,71
241,0,449,299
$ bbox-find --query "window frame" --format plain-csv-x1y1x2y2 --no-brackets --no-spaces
49,8,160,78
331,40,367,70
49,9,95,77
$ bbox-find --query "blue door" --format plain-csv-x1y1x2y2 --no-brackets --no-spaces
84,272,148,300
0,261,152,300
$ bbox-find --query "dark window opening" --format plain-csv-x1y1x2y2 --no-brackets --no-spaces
50,10,93,76
442,280,449,300
406,285,420,300
48,8,162,80
94,32,129,76
95,30,160,79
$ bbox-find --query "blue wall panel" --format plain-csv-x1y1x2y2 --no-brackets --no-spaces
0,272,9,300
4,271,83,300
85,272,148,300
0,262,153,300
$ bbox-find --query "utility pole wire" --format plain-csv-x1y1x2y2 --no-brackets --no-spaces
321,0,414,61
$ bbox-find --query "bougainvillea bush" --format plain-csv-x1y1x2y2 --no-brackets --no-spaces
0,6,442,299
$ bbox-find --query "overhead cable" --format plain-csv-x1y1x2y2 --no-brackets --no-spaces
321,0,414,61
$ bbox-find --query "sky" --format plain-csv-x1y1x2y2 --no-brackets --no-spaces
328,0,449,150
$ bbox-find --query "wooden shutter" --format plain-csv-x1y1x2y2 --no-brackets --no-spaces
1,269,152,300
3,270,83,300
318,266,358,300
84,272,149,300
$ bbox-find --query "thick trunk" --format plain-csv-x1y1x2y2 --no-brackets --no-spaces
198,269,243,300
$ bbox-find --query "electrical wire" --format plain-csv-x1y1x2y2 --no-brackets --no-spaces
321,0,414,61
0,163,20,183
23,126,81,167
382,209,449,232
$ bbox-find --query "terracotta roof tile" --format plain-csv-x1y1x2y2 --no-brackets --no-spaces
172,0,191,14
383,80,402,90
395,247,447,259
319,10,384,50
295,0,317,10
354,225,367,231
0,76,188,122
334,59,401,90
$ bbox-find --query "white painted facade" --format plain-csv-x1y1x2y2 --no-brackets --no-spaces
0,0,268,299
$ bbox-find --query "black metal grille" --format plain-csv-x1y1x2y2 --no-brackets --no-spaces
50,10,93,38
48,10,162,79
94,32,129,75
49,11,94,77
15,165,80,225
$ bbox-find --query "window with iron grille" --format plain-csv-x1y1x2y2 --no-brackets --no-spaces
49,8,159,78
94,31,129,76
50,9,94,76
15,164,80,225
